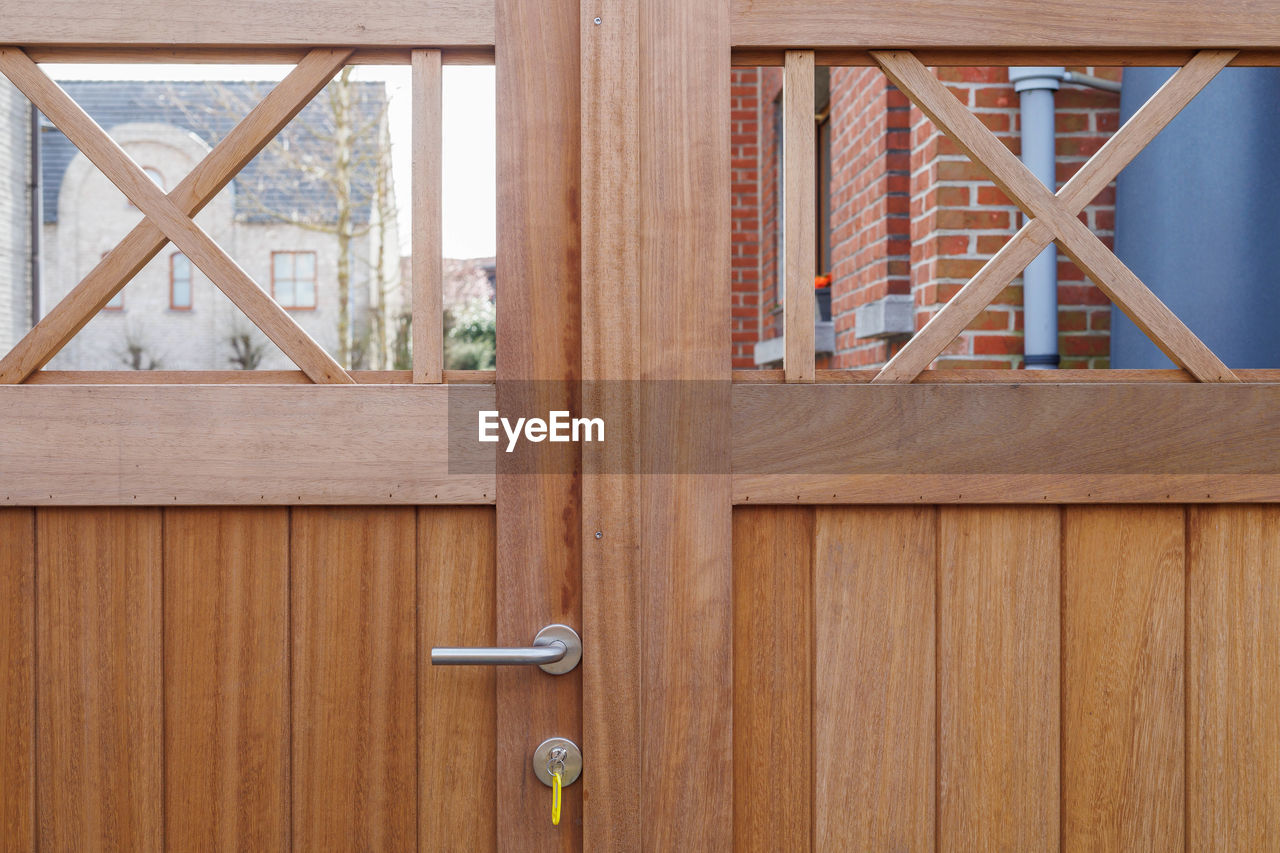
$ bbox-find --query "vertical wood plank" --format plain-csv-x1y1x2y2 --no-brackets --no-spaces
638,0,733,847
580,0,642,846
163,508,289,850
419,507,497,852
938,506,1059,850
783,49,816,383
36,508,162,851
291,508,416,850
1188,505,1280,849
813,506,935,850
412,48,444,384
496,0,582,846
1061,506,1184,849
0,509,34,851
733,507,814,850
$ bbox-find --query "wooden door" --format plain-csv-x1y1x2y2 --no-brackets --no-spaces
3,0,1280,850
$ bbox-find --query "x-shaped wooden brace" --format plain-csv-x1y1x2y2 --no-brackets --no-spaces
871,49,1240,383
0,47,355,384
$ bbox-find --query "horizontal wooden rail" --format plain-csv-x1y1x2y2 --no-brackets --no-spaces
730,0,1280,48
15,0,1280,52
3,382,1278,505
0,385,494,504
22,47,494,65
24,369,496,384
732,48,1280,67
4,0,494,47
734,369,1280,384
734,382,1280,503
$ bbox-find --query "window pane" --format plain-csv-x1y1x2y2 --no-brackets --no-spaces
106,291,124,310
273,252,292,281
275,279,295,306
171,254,191,308
296,252,316,281
295,277,316,308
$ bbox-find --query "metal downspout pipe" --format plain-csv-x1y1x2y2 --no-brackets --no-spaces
1009,67,1064,369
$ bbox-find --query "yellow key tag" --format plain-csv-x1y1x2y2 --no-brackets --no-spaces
551,768,563,826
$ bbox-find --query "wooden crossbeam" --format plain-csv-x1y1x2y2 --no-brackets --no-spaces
783,49,816,382
875,50,1235,383
872,50,1239,383
0,48,354,384
412,49,444,384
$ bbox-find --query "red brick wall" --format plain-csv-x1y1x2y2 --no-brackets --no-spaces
827,68,913,367
731,68,762,368
911,66,1119,368
730,67,782,368
732,64,1120,370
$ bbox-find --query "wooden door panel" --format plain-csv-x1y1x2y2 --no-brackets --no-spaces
733,503,1280,848
1188,506,1280,847
291,507,418,850
733,507,814,851
814,507,936,845
36,508,164,851
1062,506,1185,850
164,507,290,850
938,506,1061,850
419,506,498,851
0,509,35,850
814,506,935,851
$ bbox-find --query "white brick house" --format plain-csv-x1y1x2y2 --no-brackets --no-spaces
0,80,32,356
40,79,402,371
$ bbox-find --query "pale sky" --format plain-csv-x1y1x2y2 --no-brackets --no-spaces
42,62,497,259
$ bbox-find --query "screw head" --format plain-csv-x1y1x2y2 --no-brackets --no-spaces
593,16,602,25
594,530,603,539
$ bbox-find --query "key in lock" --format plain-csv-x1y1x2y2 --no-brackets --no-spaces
533,737,582,826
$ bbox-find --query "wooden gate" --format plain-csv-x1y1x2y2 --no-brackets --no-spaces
2,1,1279,850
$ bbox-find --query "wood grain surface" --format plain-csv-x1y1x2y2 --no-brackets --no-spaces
732,0,1280,48
419,507,498,851
412,49,444,385
494,0,582,846
814,507,935,850
733,507,814,851
1,0,494,46
637,0,734,847
938,506,1059,849
36,508,163,851
0,510,34,851
783,49,816,383
163,508,290,850
0,385,493,505
291,508,417,849
1062,506,1185,849
1188,506,1280,849
580,0,644,846
734,383,1280,475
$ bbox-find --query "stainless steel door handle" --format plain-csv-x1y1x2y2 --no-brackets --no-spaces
430,623,581,674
